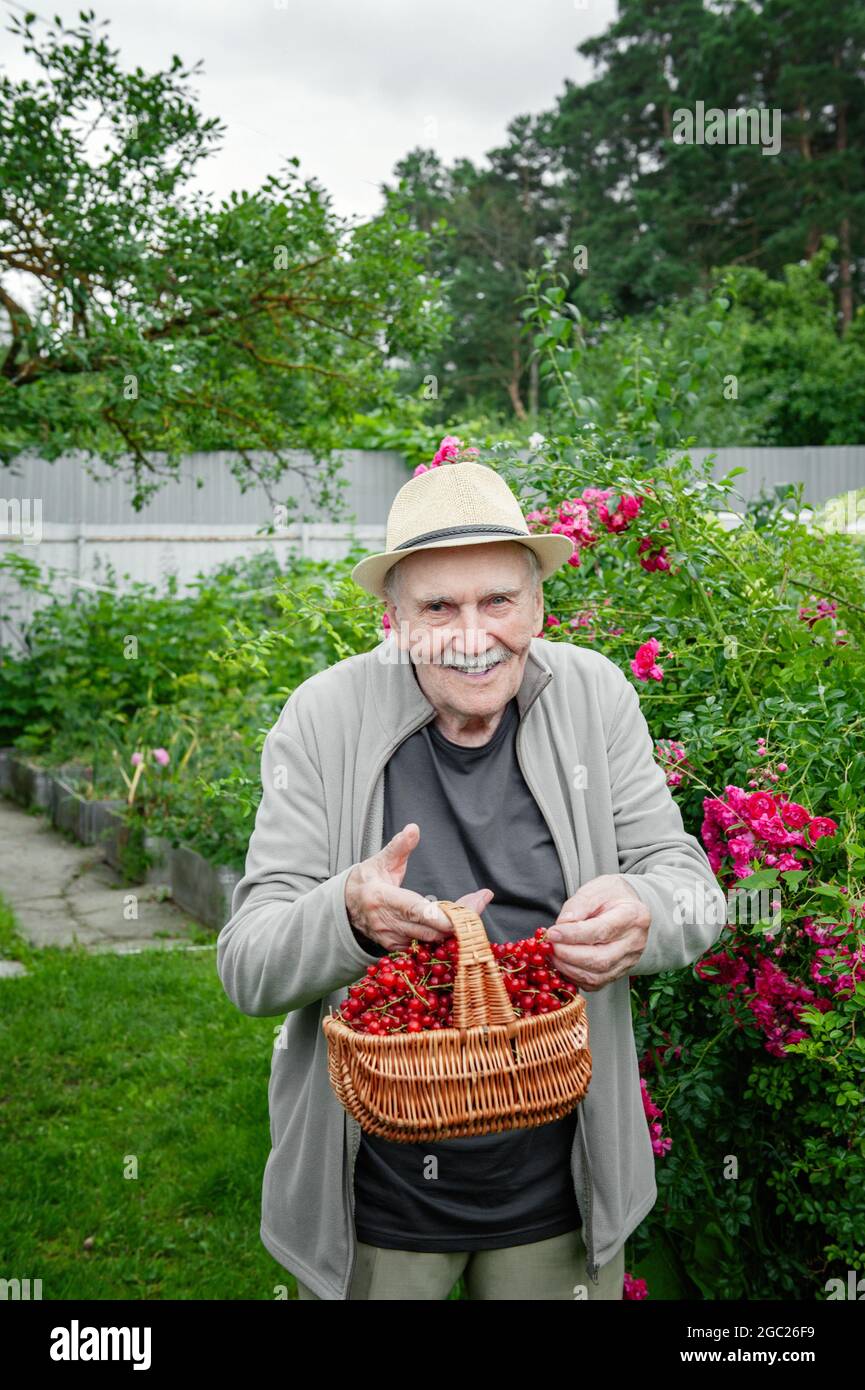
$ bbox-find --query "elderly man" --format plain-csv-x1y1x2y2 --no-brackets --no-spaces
217,460,727,1301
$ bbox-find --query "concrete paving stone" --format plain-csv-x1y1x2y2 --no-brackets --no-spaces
0,795,211,953
71,857,124,889
6,896,95,948
0,959,28,978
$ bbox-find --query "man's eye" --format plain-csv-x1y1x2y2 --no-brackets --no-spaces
424,598,507,612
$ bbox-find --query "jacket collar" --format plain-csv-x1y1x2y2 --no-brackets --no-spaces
371,635,554,733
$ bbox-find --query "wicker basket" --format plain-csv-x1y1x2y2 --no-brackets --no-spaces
323,899,592,1142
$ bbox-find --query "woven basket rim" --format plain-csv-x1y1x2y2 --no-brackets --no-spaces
323,990,584,1043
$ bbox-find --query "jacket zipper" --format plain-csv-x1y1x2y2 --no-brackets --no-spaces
513,711,600,1286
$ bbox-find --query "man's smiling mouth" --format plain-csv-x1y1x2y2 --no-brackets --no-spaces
440,652,510,678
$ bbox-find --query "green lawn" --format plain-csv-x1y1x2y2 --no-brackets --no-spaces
0,894,667,1301
0,895,299,1300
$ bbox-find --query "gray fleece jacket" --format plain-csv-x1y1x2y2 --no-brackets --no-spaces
216,635,728,1299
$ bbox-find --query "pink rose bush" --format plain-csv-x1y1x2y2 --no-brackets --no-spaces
803,911,865,997
640,1077,673,1156
655,738,690,786
693,908,865,1060
528,486,646,568
526,485,677,584
694,782,850,1058
413,435,480,476
700,784,836,881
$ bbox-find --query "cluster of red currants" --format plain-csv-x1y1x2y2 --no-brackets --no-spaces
336,927,579,1036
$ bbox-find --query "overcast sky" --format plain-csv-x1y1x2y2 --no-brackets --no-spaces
1,0,616,221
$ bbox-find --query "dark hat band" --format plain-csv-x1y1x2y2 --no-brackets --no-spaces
393,523,529,550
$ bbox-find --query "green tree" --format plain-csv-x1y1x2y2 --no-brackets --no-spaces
381,1,865,424
0,9,444,510
547,0,865,327
520,239,865,452
384,116,562,420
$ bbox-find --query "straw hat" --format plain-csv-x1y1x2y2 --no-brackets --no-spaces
350,461,575,600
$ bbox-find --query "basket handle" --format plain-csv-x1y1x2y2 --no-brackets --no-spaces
436,900,518,1032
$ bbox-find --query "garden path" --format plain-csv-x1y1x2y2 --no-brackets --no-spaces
0,796,209,972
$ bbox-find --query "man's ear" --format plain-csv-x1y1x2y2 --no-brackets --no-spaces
533,581,544,635
384,600,401,642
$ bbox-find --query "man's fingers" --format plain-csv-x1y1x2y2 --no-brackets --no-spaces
455,888,494,914
548,909,645,979
376,823,420,877
553,885,611,926
547,903,635,947
376,883,454,936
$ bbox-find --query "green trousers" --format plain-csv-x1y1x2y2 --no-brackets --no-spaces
295,1228,624,1300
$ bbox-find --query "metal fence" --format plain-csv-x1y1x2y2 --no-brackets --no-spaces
3,445,865,527
1,447,865,528
0,447,409,526
2,446,864,650
685,446,865,504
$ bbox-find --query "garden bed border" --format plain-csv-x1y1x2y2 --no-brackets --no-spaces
0,747,241,932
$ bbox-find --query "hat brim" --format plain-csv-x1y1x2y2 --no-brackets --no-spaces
350,532,576,600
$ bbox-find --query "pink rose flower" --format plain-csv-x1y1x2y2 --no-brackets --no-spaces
746,792,777,820
808,817,838,843
637,537,671,572
630,637,664,682
623,1272,649,1300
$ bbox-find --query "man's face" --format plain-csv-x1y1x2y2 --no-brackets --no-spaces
383,542,544,722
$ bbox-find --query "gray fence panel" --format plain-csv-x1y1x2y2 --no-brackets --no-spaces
3,447,865,526
3,446,865,650
0,449,411,525
686,447,865,505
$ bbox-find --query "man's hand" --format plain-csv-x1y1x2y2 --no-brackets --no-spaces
345,822,494,952
545,875,650,992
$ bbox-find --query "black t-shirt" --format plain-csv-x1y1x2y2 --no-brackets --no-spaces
350,693,582,1252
